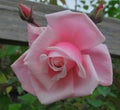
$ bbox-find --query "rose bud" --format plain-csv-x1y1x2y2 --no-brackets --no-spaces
18,3,39,26
96,3,104,13
90,0,104,23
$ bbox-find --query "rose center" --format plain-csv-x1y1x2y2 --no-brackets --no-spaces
52,57,64,68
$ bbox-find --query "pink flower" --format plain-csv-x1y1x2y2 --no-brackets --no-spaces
96,3,104,13
11,10,113,105
90,2,104,23
18,3,33,22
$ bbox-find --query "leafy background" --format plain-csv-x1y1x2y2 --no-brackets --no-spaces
0,0,120,110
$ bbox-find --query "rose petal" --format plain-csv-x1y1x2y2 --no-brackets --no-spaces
11,51,35,95
73,55,99,96
26,53,58,90
46,10,105,50
24,27,60,89
51,66,67,81
48,42,86,78
30,71,74,105
84,44,113,86
48,51,73,81
27,24,46,46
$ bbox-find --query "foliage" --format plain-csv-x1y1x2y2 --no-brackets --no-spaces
105,0,120,19
0,0,120,110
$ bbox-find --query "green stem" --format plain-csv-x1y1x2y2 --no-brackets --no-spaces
61,100,65,110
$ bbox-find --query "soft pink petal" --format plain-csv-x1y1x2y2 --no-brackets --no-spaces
30,71,74,105
51,65,67,81
24,27,60,89
84,44,113,86
48,52,73,81
11,51,35,95
26,54,58,90
27,24,46,46
72,55,99,96
48,42,86,78
46,10,105,50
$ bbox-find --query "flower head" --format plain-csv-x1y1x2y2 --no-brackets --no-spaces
11,10,112,105
90,0,104,23
18,3,33,22
18,3,39,26
96,3,104,13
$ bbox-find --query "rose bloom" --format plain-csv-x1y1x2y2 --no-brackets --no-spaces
11,10,112,105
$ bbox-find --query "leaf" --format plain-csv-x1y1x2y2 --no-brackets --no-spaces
87,99,103,107
19,94,36,104
6,86,12,94
17,86,24,95
32,99,45,110
97,86,111,97
9,104,21,110
0,72,7,83
0,94,11,110
7,77,18,84
83,5,88,10
0,73,12,93
0,45,20,58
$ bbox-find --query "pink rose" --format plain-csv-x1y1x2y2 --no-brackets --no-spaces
18,3,33,22
11,10,113,105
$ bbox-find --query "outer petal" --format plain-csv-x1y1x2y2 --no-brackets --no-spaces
30,71,74,105
73,55,99,96
27,24,46,46
46,10,105,50
24,27,60,89
84,44,113,86
11,51,35,95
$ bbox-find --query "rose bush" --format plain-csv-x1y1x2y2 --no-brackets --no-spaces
11,10,112,105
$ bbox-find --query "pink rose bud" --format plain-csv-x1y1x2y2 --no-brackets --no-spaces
90,1,104,23
18,3,33,22
18,3,39,27
96,3,104,13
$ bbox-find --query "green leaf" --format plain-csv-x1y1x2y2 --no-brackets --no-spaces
6,86,12,94
9,104,21,110
0,94,11,110
0,72,12,93
83,5,88,10
0,72,7,83
87,99,103,107
19,94,36,104
32,99,45,110
7,77,18,84
0,45,20,58
97,86,111,97
17,86,24,95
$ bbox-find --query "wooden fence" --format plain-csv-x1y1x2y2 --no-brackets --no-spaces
0,0,120,58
